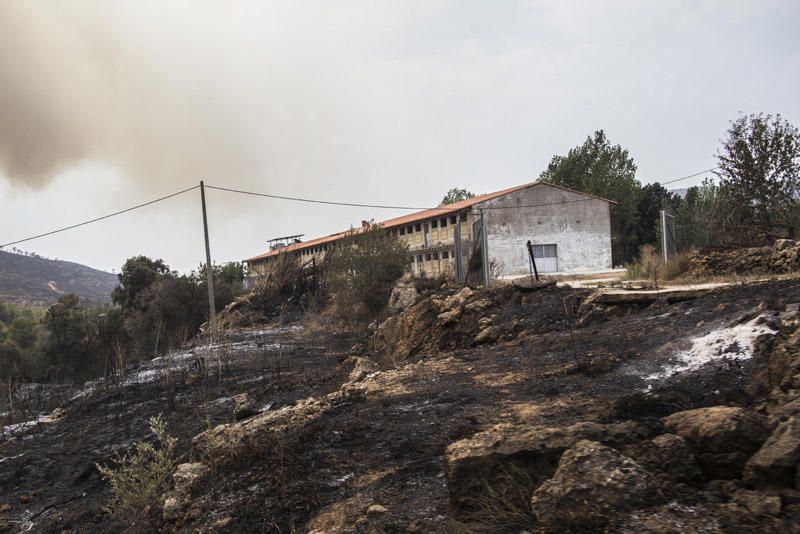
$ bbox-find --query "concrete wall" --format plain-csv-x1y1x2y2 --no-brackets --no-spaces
477,183,612,276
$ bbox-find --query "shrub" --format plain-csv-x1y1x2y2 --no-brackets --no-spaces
322,224,409,315
96,415,177,521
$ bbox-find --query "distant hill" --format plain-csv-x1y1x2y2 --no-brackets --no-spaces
0,250,118,306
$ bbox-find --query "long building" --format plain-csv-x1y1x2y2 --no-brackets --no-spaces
244,181,614,280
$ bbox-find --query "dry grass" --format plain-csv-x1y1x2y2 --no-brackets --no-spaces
625,245,691,285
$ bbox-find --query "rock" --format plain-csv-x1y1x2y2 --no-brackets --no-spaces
731,489,782,516
366,504,389,516
445,420,651,512
162,496,181,522
530,440,662,531
0,503,11,513
464,298,492,312
774,239,796,250
437,307,462,326
474,325,502,345
173,462,210,496
233,393,259,421
441,287,473,312
346,356,378,383
649,433,704,486
477,316,493,329
388,279,420,313
512,277,556,292
744,417,800,489
662,406,769,479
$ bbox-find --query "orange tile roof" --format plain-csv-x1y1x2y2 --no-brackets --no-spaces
244,181,614,262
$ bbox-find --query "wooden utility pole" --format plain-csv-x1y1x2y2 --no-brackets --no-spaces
480,209,490,286
200,181,218,340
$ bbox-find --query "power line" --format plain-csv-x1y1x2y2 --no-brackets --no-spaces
660,167,718,186
0,185,199,248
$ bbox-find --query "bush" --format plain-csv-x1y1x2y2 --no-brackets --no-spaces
625,245,690,284
96,415,177,521
322,224,409,315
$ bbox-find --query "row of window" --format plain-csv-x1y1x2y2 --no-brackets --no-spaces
414,250,453,263
390,213,467,237
300,243,331,256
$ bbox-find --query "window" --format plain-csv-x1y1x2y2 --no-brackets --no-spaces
449,216,457,225
400,228,405,235
425,253,432,261
442,251,449,259
531,244,558,272
415,224,421,232
407,225,413,234
417,255,423,263
432,219,438,228
440,218,447,227
460,213,467,222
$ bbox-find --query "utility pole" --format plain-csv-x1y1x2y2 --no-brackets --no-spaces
480,209,490,287
200,181,218,340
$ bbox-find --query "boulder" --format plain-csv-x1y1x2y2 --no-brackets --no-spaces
464,298,492,312
774,239,796,251
173,462,210,496
731,489,782,516
436,307,462,326
474,325,502,345
441,287,473,312
649,433,704,486
388,279,420,313
233,393,259,421
662,406,768,479
744,417,800,489
346,356,379,383
366,504,389,516
530,440,662,531
445,420,651,512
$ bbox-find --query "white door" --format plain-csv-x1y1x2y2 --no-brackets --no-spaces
532,244,558,272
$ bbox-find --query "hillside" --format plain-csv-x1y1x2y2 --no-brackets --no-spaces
0,250,118,306
3,274,800,532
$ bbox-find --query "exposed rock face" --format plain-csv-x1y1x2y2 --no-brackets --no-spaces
647,433,704,486
744,417,800,489
662,406,769,479
388,278,420,313
445,421,652,512
530,440,662,532
685,241,800,278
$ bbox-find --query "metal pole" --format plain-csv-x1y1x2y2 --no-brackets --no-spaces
480,209,490,286
527,240,540,282
661,209,668,262
200,181,218,340
454,216,462,283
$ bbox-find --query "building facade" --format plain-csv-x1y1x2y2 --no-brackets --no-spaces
245,181,613,281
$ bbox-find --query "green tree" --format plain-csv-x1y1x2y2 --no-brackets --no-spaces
637,182,681,247
540,130,642,263
323,224,409,314
440,188,475,205
716,113,800,241
112,256,171,310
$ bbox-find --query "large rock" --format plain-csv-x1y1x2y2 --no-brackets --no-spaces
662,406,768,479
530,440,662,531
744,417,800,489
388,279,420,313
445,420,651,512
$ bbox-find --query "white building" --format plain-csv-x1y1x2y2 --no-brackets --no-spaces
245,181,614,280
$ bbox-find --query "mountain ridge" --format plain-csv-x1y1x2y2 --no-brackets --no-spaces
0,249,118,306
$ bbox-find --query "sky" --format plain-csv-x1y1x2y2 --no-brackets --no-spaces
1,0,798,274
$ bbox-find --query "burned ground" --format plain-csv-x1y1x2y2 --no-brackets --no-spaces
2,279,800,532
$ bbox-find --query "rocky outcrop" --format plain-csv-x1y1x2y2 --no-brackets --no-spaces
662,406,769,479
744,417,800,489
233,393,259,421
530,440,662,532
445,420,652,512
685,240,800,278
388,277,420,313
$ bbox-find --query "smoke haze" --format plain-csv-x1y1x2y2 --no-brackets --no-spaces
1,1,798,272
